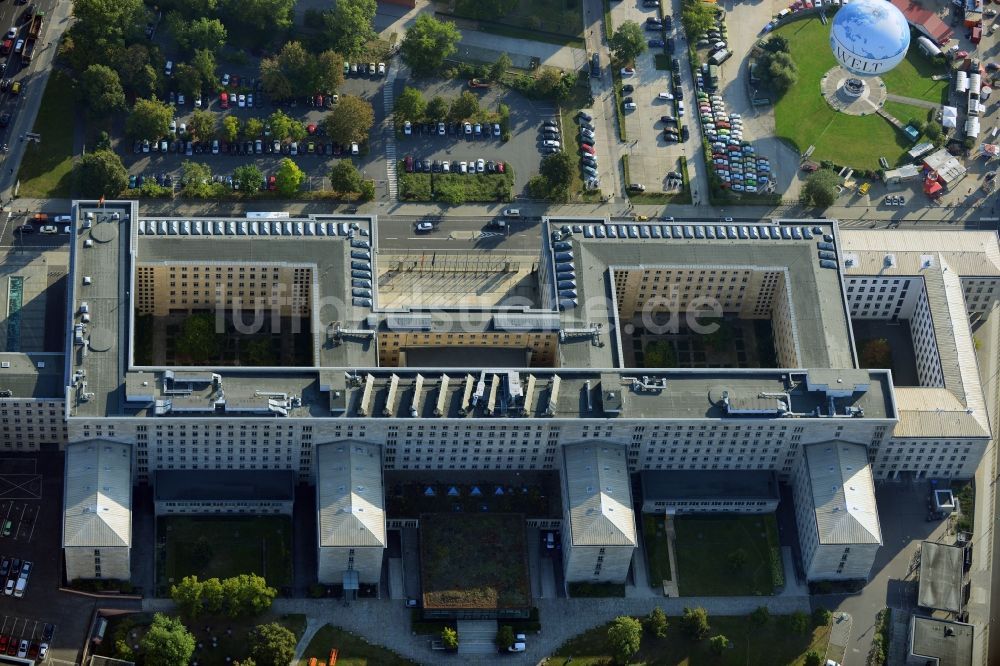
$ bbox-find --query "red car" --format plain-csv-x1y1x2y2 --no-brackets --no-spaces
496,161,505,174
404,155,414,172
0,635,9,652
220,92,229,109
6,638,16,656
315,94,324,107
27,642,38,659
580,144,595,155
267,175,276,191
307,124,317,135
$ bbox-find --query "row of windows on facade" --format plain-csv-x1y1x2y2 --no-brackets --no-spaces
651,500,771,506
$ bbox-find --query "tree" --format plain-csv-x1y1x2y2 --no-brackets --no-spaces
490,52,512,81
319,0,376,58
244,118,265,139
234,164,263,193
540,152,575,194
610,21,647,64
180,160,214,197
750,606,770,626
787,611,810,635
401,14,461,77
607,616,642,664
727,548,747,571
533,67,565,98
260,58,293,100
426,96,449,121
315,51,346,93
174,64,204,99
803,169,841,207
176,313,221,363
202,577,225,615
220,0,294,35
859,338,892,368
709,634,729,655
221,574,277,617
140,614,196,666
329,161,364,193
273,41,313,94
646,607,669,638
323,95,374,146
924,120,943,140
126,97,173,139
449,91,480,122
183,17,227,53
288,121,307,142
264,110,293,141
80,65,126,117
248,623,297,666
188,110,216,141
75,151,128,197
495,625,515,651
763,34,790,53
813,607,833,627
222,115,241,143
72,0,144,42
681,0,716,38
191,49,218,92
395,86,427,122
681,607,710,640
275,158,306,197
804,650,823,666
765,51,798,94
116,44,157,97
170,576,204,619
441,626,458,650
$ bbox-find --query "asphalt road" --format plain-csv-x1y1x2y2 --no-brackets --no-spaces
376,215,541,251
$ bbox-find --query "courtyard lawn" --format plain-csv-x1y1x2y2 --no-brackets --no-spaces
550,613,832,666
771,18,937,170
420,513,531,611
16,71,75,198
674,514,781,596
642,514,673,585
161,515,293,589
298,625,418,666
435,0,584,48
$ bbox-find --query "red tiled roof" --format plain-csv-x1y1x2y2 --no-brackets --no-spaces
890,0,954,44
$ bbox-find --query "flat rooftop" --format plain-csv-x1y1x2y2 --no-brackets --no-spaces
910,615,974,666
918,540,965,612
0,352,65,399
546,218,854,369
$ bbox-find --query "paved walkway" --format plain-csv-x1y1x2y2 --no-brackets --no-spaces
884,93,940,110
290,617,323,665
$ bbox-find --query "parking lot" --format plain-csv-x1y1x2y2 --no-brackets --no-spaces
612,0,697,193
0,616,54,662
394,79,554,196
122,68,391,194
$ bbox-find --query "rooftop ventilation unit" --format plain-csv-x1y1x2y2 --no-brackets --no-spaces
434,374,450,417
410,374,424,417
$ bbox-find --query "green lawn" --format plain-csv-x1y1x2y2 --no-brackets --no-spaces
436,0,584,45
879,51,949,104
882,101,933,129
643,514,673,585
16,70,75,197
771,18,941,170
397,162,513,202
551,613,831,666
674,514,780,596
161,515,293,588
298,625,419,666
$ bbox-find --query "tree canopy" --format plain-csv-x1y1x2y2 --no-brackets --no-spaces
176,313,221,363
401,14,461,77
323,95,373,146
610,21,647,64
140,614,196,666
80,65,126,117
234,164,263,193
803,168,841,208
681,606,711,640
329,161,364,194
317,0,376,58
75,150,128,198
275,158,306,197
395,86,427,123
607,616,642,664
248,623,297,666
126,97,174,140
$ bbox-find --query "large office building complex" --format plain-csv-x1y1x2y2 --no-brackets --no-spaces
14,202,990,588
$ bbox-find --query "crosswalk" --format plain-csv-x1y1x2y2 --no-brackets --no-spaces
383,62,399,201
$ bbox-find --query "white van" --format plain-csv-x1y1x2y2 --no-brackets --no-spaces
14,577,26,598
503,208,521,218
164,60,173,76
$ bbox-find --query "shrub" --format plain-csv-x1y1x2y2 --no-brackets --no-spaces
813,607,832,627
681,607,710,640
646,607,669,638
750,606,770,626
787,611,809,635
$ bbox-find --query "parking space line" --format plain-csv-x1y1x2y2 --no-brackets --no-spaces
24,508,35,543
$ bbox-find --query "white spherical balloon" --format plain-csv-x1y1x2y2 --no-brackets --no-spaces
830,0,910,77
